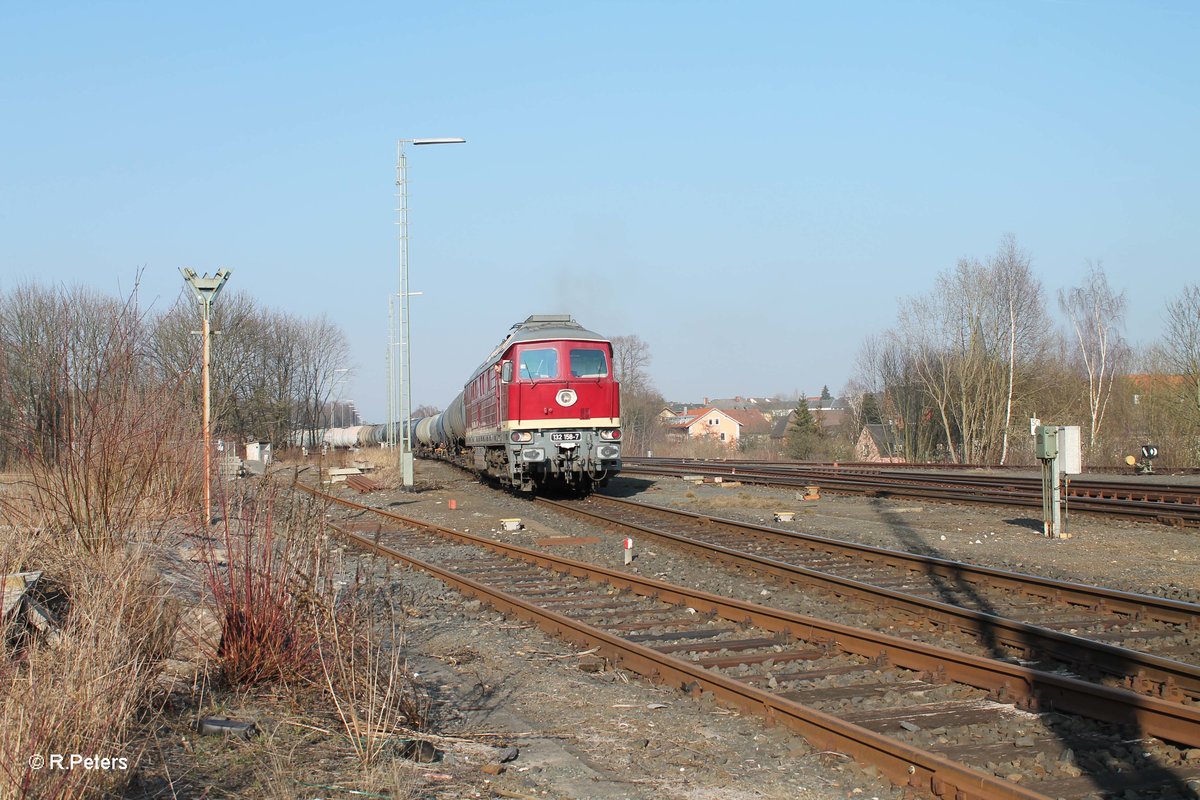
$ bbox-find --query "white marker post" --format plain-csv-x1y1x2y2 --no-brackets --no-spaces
623,537,633,565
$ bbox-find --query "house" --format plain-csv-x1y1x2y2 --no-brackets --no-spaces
768,399,849,440
663,407,743,446
856,423,905,463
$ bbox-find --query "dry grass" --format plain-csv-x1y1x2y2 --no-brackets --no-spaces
259,739,422,799
198,480,430,769
343,450,402,490
1,287,202,552
316,574,428,766
0,538,176,799
0,280,434,797
0,284,197,798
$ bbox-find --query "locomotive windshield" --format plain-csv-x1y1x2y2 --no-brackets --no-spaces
518,347,559,380
569,348,608,378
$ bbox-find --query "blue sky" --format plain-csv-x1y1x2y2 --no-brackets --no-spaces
2,2,1196,420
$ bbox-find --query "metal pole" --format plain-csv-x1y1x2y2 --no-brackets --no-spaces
1051,460,1063,538
393,136,464,486
202,301,212,521
180,267,230,522
386,294,395,449
397,142,414,486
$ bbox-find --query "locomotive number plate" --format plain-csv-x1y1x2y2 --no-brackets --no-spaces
550,432,581,442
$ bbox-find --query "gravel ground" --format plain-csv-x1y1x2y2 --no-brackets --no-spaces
317,457,1200,800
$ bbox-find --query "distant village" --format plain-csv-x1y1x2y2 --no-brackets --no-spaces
655,391,897,462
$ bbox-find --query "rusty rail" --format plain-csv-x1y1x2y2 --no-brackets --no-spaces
621,459,1200,525
540,494,1200,703
296,481,1200,799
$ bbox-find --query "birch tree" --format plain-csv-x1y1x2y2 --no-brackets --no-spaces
989,234,1050,463
1059,262,1129,449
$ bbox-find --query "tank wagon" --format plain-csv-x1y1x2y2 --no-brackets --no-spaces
416,314,622,492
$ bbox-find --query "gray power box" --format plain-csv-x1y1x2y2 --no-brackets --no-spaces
1035,425,1059,459
1056,425,1082,474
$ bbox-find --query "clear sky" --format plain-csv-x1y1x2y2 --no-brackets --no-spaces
2,2,1196,420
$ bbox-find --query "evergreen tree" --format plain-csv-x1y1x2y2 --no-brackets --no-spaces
860,392,883,425
819,385,833,406
785,398,824,459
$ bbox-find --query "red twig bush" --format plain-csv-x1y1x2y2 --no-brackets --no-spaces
201,483,324,687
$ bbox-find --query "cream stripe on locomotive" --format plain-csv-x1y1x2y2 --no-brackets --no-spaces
465,418,621,447
502,418,619,431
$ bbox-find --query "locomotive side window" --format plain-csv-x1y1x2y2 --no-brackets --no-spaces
518,348,558,380
569,348,608,378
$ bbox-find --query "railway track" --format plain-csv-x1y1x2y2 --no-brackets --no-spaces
638,458,1200,476
297,481,1200,800
621,458,1200,526
541,494,1200,705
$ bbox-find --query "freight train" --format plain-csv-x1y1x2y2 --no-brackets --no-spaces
303,315,623,493
415,314,622,492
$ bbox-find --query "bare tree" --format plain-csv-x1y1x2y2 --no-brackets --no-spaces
1158,284,1200,439
1059,262,1129,450
611,335,652,395
989,234,1051,463
897,258,1005,463
609,334,663,455
294,315,351,445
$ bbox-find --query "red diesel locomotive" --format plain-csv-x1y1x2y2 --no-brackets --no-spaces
414,315,622,492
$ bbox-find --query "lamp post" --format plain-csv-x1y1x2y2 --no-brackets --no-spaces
332,368,350,428
393,136,465,487
180,267,232,522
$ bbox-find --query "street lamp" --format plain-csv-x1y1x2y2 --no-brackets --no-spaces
392,136,465,487
180,267,232,522
332,368,350,428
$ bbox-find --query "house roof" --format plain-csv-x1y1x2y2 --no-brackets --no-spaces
861,423,902,452
1129,374,1187,389
665,407,739,430
723,408,771,434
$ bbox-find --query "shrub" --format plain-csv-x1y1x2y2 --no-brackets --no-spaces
201,483,324,688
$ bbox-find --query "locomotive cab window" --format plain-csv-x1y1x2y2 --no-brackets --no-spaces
518,348,559,380
569,348,608,378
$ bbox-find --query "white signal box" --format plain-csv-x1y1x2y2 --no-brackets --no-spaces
1056,426,1082,475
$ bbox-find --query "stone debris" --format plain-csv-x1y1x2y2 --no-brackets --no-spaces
2,570,41,618
2,571,61,645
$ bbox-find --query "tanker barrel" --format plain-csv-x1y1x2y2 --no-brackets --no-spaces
443,393,466,442
415,416,435,446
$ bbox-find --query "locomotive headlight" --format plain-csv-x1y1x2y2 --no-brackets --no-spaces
510,431,533,443
599,429,621,441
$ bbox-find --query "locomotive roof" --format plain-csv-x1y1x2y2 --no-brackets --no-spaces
471,314,609,379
